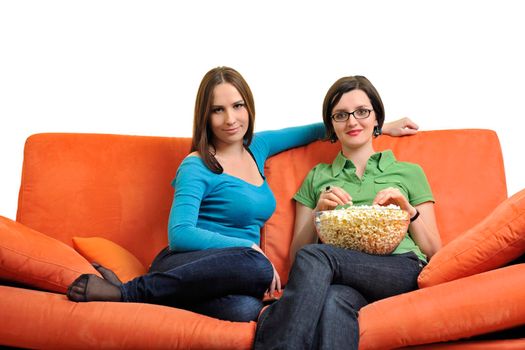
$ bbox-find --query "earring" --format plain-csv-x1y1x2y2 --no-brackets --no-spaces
373,125,382,137
330,134,338,143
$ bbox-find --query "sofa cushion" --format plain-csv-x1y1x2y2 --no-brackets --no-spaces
418,188,525,288
0,216,100,293
72,236,147,282
0,284,256,349
16,133,189,268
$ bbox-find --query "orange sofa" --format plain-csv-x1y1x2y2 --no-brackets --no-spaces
1,129,524,349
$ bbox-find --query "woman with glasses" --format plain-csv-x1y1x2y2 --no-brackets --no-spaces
66,68,419,323
254,76,441,349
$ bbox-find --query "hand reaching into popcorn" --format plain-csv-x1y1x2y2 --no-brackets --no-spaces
373,187,418,219
314,185,353,212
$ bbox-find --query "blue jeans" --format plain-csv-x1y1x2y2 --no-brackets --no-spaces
120,246,274,322
254,244,425,350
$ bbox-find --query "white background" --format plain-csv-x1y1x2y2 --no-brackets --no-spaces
1,1,523,220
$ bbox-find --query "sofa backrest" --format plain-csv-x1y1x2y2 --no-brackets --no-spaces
17,130,507,281
17,133,191,267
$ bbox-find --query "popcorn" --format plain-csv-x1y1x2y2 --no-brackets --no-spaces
315,205,410,255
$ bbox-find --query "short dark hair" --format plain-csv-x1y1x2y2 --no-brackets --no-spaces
322,75,385,142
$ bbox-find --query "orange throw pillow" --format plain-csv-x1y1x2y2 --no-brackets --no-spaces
418,188,525,288
72,236,147,282
0,216,99,293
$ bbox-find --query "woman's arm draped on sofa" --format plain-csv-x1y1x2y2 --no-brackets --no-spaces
254,123,326,160
168,124,326,252
254,118,419,163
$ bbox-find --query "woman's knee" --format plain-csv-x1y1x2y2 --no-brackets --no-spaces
205,295,264,322
317,285,364,349
295,244,335,267
243,248,274,289
324,285,367,315
228,295,264,322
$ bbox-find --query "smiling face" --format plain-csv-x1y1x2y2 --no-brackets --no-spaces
331,89,378,151
209,83,250,149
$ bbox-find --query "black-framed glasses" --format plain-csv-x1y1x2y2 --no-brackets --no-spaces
331,108,372,122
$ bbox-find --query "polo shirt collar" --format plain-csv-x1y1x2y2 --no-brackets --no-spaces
331,149,396,177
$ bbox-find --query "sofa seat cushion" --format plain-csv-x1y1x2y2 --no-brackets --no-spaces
0,285,255,349
0,216,100,293
418,188,525,288
73,236,148,282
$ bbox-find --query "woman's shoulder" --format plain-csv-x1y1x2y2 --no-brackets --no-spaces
390,158,427,179
180,152,204,165
177,152,207,173
393,159,423,170
312,162,333,171
174,152,214,187
381,150,423,171
186,151,201,159
305,162,333,180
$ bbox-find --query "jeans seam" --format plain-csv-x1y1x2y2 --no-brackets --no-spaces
254,306,269,344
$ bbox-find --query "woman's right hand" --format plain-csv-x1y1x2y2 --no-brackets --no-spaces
314,186,352,212
251,244,281,297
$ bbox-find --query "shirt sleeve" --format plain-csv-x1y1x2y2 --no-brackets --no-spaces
406,163,434,206
293,166,319,209
167,159,254,251
251,123,325,163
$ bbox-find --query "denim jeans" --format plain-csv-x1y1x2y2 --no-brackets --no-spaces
120,246,274,322
254,244,425,350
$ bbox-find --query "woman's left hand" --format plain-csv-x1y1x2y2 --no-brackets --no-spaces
252,243,281,297
373,187,417,218
267,265,282,298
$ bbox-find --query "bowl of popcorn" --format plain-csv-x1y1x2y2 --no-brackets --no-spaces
315,204,410,255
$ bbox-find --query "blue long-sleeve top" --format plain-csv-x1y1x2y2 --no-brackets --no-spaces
168,123,325,251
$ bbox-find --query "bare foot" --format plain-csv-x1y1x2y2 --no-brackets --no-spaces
92,262,122,286
67,274,122,302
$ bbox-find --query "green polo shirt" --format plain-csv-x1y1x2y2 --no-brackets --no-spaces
294,150,434,262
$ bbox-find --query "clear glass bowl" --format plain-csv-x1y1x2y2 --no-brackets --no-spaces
315,205,410,255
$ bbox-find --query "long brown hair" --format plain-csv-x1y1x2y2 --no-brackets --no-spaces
191,66,256,173
322,75,385,143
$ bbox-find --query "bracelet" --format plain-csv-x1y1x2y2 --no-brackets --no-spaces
410,209,420,223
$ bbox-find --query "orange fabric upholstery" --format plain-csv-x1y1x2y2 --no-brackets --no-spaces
1,129,522,349
72,236,148,282
0,285,255,349
419,188,525,288
17,133,191,266
0,215,100,293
